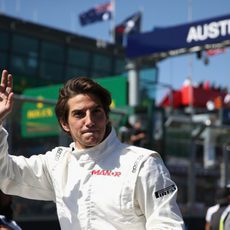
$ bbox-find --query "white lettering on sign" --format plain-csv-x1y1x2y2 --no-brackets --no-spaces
186,19,230,43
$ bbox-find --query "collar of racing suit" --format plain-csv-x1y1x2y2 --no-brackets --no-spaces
69,128,120,163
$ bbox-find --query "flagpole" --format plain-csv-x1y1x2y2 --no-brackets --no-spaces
111,0,116,43
140,7,144,33
16,0,21,18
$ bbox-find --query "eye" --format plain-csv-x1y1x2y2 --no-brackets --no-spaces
93,107,104,115
73,110,85,118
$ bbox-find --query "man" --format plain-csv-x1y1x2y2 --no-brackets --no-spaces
130,119,148,147
219,185,230,230
219,205,230,230
0,69,185,229
205,186,230,230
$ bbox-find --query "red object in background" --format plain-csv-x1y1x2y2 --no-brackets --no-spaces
159,90,182,108
159,84,227,109
181,85,227,108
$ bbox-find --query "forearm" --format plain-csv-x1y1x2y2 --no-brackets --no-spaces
0,125,54,200
0,124,13,191
0,124,9,162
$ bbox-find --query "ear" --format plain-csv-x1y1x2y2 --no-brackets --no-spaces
60,120,70,133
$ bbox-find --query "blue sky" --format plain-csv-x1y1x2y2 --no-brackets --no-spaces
1,0,230,101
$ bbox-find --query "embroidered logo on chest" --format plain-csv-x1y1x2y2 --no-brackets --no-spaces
55,148,63,161
132,154,144,173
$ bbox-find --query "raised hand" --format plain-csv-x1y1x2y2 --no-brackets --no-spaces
0,70,14,124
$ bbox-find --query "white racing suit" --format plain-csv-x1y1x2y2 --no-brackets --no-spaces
0,125,185,230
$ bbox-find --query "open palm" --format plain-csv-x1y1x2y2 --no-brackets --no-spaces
0,70,14,123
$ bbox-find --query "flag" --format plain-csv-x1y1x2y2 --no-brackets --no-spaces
79,2,113,26
115,11,142,45
206,48,226,56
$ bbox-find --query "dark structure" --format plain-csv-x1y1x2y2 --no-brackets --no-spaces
0,14,125,93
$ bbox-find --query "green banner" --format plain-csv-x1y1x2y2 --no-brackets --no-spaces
21,75,127,137
21,84,61,137
96,75,127,108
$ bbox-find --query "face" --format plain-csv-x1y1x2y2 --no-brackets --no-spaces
61,93,109,149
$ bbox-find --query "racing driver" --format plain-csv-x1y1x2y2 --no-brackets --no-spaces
0,69,185,229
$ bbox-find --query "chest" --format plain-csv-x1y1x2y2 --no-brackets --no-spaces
56,154,138,211
65,158,130,204
53,152,147,229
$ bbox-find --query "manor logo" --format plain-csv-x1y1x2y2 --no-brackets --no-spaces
91,169,121,177
186,19,230,43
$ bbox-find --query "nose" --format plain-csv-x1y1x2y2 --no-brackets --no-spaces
85,111,95,127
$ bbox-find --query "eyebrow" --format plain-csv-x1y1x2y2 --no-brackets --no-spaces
71,104,103,113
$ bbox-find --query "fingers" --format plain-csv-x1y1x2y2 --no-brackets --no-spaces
0,70,14,123
1,70,8,90
5,92,14,109
6,74,13,94
0,70,13,104
0,70,13,94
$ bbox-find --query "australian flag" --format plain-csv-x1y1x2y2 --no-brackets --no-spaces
115,11,142,45
79,2,113,26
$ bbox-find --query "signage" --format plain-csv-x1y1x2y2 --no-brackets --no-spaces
126,14,230,58
21,75,127,137
21,84,61,137
96,75,127,108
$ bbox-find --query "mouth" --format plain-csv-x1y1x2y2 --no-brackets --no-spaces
82,129,98,134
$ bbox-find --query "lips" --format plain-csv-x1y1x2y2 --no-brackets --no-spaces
82,129,98,134
82,130,99,143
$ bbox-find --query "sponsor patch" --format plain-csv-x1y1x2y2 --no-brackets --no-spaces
132,155,144,173
55,148,63,161
155,184,176,198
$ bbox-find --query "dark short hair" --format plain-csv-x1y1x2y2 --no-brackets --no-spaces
216,187,230,204
55,77,112,131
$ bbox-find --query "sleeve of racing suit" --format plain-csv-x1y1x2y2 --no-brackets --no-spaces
0,125,55,201
135,155,185,230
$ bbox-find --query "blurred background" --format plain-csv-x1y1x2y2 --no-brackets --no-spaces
1,0,230,229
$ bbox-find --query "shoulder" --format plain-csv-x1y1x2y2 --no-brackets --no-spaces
124,146,173,182
125,145,161,162
208,204,220,213
45,146,71,162
42,146,72,173
121,145,162,172
221,204,230,218
206,204,220,220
